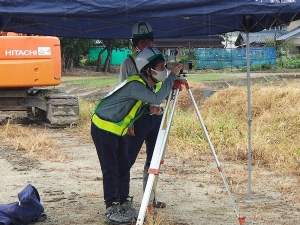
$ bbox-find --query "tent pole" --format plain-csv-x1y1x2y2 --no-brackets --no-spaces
246,31,252,203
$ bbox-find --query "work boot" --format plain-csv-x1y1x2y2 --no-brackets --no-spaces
120,196,138,220
143,165,167,209
105,202,133,224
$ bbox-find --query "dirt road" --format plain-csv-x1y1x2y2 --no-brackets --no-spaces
1,127,299,225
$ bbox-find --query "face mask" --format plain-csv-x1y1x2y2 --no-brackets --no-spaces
151,68,168,82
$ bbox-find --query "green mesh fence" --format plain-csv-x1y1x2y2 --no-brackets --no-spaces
195,47,277,69
89,47,132,66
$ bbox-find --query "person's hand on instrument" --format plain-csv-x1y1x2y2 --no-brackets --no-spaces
149,105,164,115
127,125,135,136
171,63,183,75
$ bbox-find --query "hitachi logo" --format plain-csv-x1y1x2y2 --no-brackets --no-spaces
5,50,38,56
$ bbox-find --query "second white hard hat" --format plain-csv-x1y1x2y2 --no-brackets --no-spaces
132,21,154,39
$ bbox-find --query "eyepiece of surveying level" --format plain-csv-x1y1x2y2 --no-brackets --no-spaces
166,62,192,74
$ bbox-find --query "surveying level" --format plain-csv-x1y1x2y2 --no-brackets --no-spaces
136,75,245,225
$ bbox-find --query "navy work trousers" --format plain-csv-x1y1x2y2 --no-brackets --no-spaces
91,122,130,208
126,113,163,168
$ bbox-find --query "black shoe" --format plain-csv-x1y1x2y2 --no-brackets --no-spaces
105,202,133,224
120,196,138,220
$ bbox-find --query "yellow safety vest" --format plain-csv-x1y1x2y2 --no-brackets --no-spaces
92,75,147,136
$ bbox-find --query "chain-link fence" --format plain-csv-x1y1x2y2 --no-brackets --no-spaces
195,47,277,70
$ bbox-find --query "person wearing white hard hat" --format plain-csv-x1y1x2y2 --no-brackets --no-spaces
119,21,167,209
92,47,183,224
119,21,154,82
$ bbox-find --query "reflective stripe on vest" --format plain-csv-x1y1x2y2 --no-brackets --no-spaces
92,75,146,136
154,82,162,93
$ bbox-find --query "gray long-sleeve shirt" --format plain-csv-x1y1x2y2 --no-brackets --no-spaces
119,56,137,82
95,72,176,123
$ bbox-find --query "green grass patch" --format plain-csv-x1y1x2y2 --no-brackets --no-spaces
63,77,119,88
61,73,237,88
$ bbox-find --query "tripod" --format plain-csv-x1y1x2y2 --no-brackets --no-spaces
136,75,245,225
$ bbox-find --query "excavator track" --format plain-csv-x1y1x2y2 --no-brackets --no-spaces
25,89,79,127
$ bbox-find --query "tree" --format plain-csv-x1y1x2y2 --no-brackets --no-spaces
265,38,276,47
179,48,198,70
96,47,106,72
277,40,298,57
96,39,131,72
60,38,93,71
59,38,131,72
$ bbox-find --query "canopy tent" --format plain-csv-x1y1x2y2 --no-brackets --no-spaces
1,1,300,38
1,0,300,203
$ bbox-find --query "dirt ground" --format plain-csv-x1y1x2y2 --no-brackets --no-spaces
1,69,300,225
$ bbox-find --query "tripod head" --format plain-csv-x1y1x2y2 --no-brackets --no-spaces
175,74,187,80
172,74,189,91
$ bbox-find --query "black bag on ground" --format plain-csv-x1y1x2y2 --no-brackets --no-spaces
0,184,45,225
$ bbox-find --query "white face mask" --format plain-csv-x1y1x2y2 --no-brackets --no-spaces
151,68,168,82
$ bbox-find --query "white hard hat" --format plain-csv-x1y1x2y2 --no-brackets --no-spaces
132,21,154,39
136,47,163,72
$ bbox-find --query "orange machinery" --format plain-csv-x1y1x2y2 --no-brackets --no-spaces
0,36,79,126
0,36,61,87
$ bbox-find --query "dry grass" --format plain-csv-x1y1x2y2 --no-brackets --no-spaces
74,80,300,174
143,211,188,225
0,120,70,162
76,81,300,224
74,98,97,138
0,98,96,162
166,81,300,174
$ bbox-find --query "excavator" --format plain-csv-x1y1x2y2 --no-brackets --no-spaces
0,32,79,127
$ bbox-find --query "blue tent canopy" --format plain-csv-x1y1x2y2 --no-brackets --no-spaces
1,0,300,38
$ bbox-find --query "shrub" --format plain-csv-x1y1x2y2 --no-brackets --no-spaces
84,59,97,66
